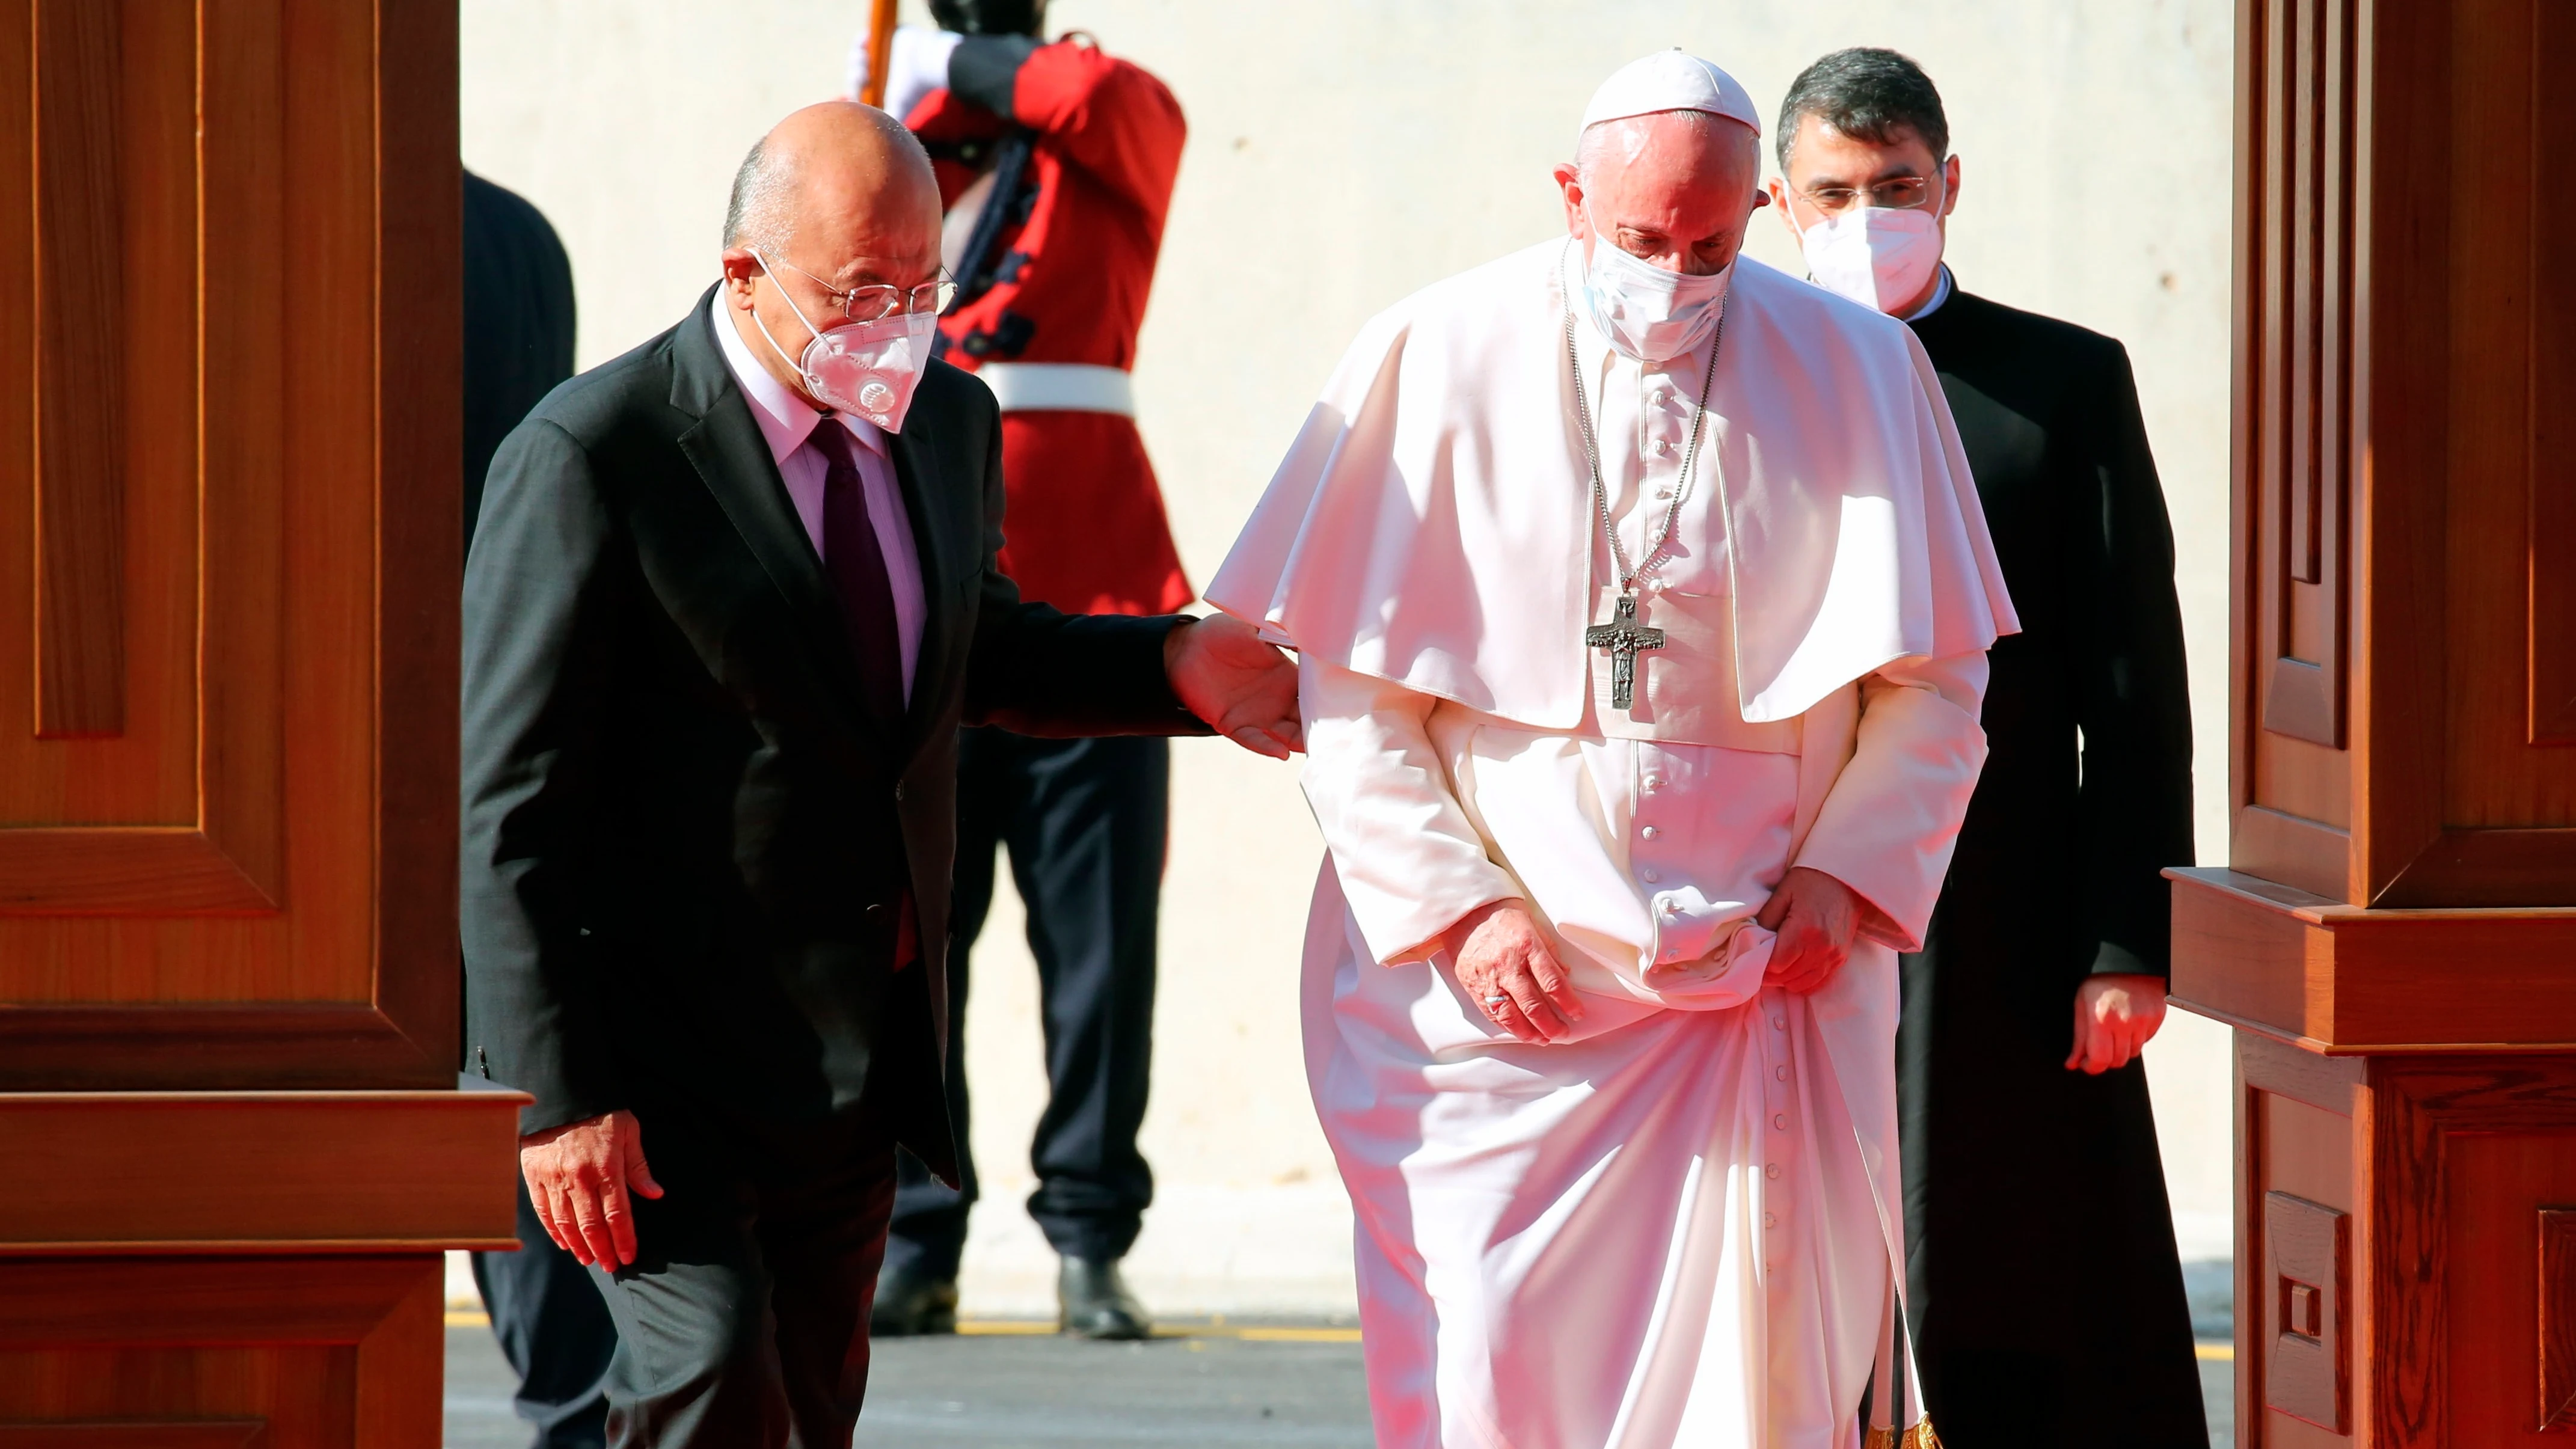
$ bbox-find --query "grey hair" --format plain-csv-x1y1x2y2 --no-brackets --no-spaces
1573,110,1753,185
723,136,799,254
1774,47,1949,172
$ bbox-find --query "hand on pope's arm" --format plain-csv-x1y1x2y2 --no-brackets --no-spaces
521,1109,664,1269
1165,614,1302,759
1441,898,1586,1044
1755,866,1898,994
2066,973,2168,1074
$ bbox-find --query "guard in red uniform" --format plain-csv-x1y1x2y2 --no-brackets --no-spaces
848,0,1191,1341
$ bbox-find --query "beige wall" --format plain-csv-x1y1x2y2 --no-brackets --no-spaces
462,0,2239,1316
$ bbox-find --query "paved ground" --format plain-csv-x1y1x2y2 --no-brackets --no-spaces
446,1318,2233,1447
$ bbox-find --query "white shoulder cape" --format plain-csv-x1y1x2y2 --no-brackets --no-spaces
1207,240,2018,725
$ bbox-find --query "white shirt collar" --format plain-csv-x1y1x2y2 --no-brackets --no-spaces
1899,263,1955,322
707,289,889,466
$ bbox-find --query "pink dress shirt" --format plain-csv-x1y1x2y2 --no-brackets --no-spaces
709,290,927,699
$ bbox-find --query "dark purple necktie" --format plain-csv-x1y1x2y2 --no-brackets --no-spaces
807,421,906,727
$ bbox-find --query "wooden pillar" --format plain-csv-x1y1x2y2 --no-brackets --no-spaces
2171,0,2576,1442
0,1,519,1440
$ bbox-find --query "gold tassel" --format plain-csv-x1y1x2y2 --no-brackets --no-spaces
1863,1420,1941,1449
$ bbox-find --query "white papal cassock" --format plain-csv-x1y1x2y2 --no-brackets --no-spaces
1210,240,2017,1448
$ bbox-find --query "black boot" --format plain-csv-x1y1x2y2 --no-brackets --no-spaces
1056,1255,1150,1340
871,1255,959,1337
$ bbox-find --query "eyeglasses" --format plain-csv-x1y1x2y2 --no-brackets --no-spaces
764,254,959,322
1795,176,1936,216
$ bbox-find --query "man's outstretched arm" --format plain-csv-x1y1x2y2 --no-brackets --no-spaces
957,407,1297,752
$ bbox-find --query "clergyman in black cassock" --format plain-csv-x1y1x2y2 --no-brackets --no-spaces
1901,274,2207,1444
1767,47,2209,1444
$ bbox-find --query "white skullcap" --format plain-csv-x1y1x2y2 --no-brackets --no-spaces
1580,49,1761,136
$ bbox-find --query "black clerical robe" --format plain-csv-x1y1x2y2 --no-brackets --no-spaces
1900,280,2207,1446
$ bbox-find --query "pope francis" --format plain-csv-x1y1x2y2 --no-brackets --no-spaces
1208,51,2017,1449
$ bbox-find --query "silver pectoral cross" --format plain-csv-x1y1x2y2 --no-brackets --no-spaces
1584,591,1666,712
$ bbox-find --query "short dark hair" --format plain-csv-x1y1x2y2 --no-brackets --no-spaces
1774,47,1949,172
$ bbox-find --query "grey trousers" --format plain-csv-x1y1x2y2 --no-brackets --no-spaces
586,1098,900,1449
473,1173,617,1449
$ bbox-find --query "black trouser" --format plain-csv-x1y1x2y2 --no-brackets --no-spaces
473,1178,620,1449
885,729,1168,1277
586,1089,902,1449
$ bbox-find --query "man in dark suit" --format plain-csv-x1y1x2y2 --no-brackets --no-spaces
1770,48,2207,1448
460,169,618,1449
460,102,1298,1449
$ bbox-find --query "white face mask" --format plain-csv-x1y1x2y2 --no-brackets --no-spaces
749,249,940,432
1578,211,1734,363
1796,206,1944,314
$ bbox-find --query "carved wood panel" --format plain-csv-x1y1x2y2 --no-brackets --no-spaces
2267,1190,2352,1432
2238,1034,2363,1449
0,0,460,1085
2521,1,2576,748
2246,0,2355,752
2541,1209,2576,1431
0,0,197,829
0,1258,441,1449
2373,0,2576,903
30,0,124,738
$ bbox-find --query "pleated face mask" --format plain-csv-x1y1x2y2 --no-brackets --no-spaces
1579,213,1735,363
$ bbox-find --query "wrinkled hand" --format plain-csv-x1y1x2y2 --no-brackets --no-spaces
2067,973,2168,1074
521,1109,664,1269
1755,866,1865,994
1443,898,1586,1043
1165,614,1302,759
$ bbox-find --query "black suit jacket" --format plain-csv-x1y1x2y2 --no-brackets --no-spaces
461,287,1204,1175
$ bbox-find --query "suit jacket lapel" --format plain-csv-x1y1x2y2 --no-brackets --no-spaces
667,290,892,752
890,411,963,765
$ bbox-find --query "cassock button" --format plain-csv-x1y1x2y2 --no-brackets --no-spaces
1661,899,1681,916
1770,1015,1786,1031
1641,868,1661,884
1774,1064,1789,1081
1642,776,1663,793
1763,1212,1777,1228
1651,438,1673,457
1773,1113,1788,1131
1764,1163,1781,1180
1640,825,1661,841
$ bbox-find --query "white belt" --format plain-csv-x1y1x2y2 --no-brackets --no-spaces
974,362,1136,417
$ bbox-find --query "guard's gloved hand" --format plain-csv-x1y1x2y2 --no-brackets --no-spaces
846,24,964,123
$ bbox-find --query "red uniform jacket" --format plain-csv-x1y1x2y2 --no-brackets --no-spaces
908,35,1193,616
